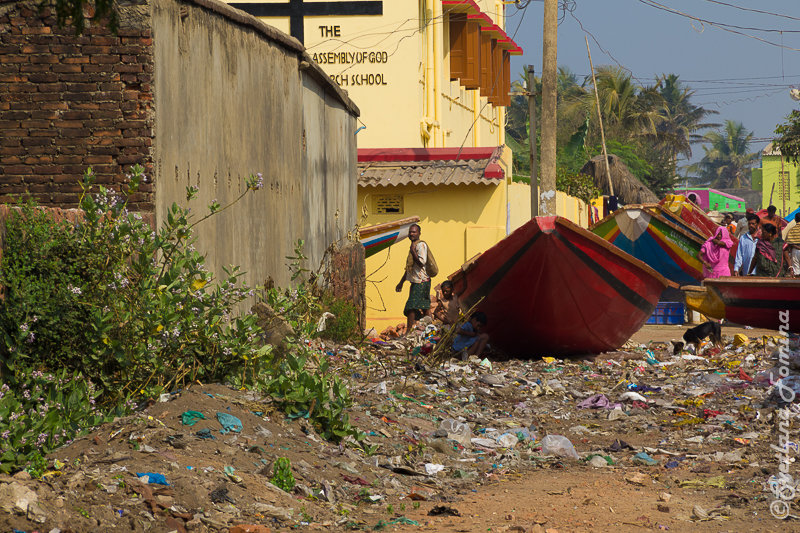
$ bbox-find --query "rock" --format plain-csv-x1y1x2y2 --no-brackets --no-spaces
479,374,504,387
624,472,649,486
658,492,672,503
230,526,272,533
12,470,31,481
28,501,47,523
0,481,38,515
252,503,293,521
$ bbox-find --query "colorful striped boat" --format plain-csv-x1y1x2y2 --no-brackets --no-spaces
659,194,717,239
591,206,705,285
358,216,420,258
702,278,800,332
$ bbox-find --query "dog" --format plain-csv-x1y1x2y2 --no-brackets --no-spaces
674,321,722,354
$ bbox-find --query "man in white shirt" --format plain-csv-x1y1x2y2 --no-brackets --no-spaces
733,213,759,275
395,224,431,333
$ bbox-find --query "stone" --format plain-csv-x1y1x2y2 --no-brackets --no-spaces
252,503,293,521
0,482,38,515
230,526,271,533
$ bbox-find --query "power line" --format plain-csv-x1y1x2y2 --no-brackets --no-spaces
700,0,800,23
637,0,800,51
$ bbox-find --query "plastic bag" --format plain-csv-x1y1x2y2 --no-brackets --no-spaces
438,418,472,446
540,434,579,459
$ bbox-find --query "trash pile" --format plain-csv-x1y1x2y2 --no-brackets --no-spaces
1,327,798,532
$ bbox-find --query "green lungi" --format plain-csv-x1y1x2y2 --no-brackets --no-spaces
403,280,431,316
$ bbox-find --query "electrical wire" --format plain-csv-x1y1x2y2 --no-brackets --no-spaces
636,0,800,51
699,0,800,23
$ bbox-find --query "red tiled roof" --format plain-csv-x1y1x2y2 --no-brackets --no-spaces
443,0,523,55
357,147,505,187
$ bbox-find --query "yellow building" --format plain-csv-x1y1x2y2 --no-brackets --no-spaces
228,0,520,148
227,0,588,330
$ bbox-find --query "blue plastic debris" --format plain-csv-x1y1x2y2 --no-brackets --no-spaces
217,412,243,434
196,428,216,440
136,472,170,485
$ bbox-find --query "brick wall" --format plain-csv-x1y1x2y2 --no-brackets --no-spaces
0,1,154,210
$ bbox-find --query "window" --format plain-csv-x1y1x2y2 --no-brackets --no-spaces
779,171,791,200
374,194,403,214
448,14,480,89
449,14,466,81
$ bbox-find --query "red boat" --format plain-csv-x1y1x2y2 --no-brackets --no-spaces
702,277,800,332
448,216,672,357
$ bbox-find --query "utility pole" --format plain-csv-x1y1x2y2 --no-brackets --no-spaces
540,0,558,215
527,65,538,218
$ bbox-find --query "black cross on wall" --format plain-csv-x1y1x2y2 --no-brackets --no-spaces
229,0,383,44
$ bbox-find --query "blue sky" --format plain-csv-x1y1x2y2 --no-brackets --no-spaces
506,0,800,167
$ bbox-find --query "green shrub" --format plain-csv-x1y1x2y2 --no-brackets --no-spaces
0,368,110,473
0,167,359,473
319,293,360,343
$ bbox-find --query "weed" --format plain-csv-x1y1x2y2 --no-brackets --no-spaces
319,293,360,343
270,457,295,492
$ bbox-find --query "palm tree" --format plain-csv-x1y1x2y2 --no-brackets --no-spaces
653,74,718,163
691,120,759,188
587,66,662,138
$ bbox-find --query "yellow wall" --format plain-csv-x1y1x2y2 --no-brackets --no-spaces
234,0,506,149
359,180,507,331
360,179,590,332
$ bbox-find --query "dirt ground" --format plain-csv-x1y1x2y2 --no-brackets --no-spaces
629,324,779,346
0,322,797,533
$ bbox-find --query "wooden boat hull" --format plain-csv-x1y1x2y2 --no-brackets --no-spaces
358,216,420,258
682,285,726,320
659,194,718,238
703,278,800,332
591,207,705,285
449,216,670,357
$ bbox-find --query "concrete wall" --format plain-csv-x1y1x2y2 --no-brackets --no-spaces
150,0,359,290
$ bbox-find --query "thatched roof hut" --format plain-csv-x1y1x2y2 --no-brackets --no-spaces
579,154,659,205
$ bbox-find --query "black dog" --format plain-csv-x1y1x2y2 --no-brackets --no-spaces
674,321,722,354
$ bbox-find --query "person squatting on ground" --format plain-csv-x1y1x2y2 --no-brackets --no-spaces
452,311,489,359
396,223,433,333
433,280,462,326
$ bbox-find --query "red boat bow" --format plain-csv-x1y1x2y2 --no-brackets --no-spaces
448,217,671,357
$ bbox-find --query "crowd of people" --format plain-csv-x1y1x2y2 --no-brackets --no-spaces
698,204,800,279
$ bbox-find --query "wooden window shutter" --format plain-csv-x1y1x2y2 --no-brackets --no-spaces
502,50,511,106
449,14,467,81
480,32,492,98
463,20,480,89
488,38,500,105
